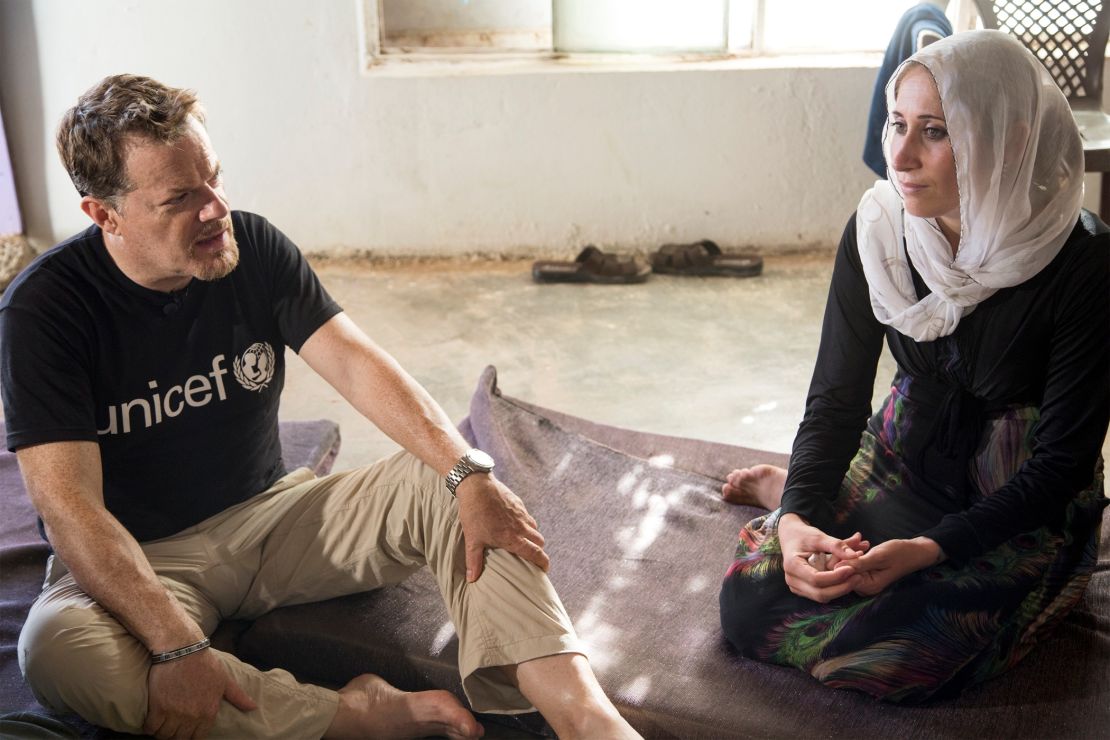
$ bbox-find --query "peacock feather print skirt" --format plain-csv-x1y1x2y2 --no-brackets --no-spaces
719,388,1106,704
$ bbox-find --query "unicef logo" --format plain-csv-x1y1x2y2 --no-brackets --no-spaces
233,342,275,392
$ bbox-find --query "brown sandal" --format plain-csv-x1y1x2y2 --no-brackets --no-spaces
532,245,651,284
650,240,762,277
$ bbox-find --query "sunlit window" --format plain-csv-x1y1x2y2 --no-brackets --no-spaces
747,0,937,53
367,0,950,61
379,0,551,53
553,0,728,54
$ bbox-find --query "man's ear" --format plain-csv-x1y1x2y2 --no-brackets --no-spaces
80,196,121,235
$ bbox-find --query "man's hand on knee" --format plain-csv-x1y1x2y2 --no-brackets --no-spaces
456,475,549,582
144,649,256,739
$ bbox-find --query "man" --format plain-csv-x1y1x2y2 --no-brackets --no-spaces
1,75,638,739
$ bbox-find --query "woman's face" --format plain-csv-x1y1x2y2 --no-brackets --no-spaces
888,65,961,243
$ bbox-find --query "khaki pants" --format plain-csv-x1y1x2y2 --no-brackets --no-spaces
18,450,581,738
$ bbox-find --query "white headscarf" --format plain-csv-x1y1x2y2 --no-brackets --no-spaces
856,30,1084,342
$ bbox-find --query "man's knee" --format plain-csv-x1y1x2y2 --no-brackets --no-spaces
19,599,147,730
20,599,87,706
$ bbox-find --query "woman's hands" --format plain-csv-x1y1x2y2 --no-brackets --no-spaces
777,513,869,602
777,513,945,602
849,537,944,596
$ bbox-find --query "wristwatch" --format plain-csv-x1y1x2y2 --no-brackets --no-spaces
445,448,495,496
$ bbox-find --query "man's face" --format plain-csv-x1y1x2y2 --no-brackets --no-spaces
107,117,239,292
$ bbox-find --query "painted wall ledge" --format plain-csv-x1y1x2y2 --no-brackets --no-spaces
360,51,883,78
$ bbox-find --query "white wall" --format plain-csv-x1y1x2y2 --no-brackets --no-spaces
0,0,1101,258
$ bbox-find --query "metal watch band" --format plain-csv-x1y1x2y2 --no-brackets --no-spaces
445,449,493,496
445,460,474,496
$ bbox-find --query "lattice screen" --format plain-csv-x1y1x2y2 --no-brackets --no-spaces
985,1,1104,98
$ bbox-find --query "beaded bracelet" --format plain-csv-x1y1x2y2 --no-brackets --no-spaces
150,637,211,664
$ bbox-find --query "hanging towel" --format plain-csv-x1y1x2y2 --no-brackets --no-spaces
862,3,953,178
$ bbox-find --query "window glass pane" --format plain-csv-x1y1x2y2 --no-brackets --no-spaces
762,0,923,53
554,0,728,53
381,0,551,50
728,0,754,51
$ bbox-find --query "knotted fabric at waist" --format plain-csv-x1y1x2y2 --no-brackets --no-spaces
885,374,1034,507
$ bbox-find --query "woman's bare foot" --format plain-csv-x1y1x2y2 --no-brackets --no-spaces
721,464,787,510
325,674,484,739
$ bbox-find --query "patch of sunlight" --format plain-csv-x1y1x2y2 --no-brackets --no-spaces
625,494,668,557
620,675,652,703
552,451,573,478
573,595,621,672
665,483,698,505
617,464,645,495
430,621,456,655
686,574,709,593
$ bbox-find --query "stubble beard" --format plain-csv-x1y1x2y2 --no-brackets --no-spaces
191,220,240,282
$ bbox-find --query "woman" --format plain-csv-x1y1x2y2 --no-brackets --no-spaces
718,30,1108,703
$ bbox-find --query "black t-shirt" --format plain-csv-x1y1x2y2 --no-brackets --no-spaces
0,211,341,542
780,212,1109,563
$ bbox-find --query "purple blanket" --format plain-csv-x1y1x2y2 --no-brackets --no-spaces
3,370,1108,738
238,367,1110,738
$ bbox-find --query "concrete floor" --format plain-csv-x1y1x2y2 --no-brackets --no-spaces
281,254,836,468
280,253,858,471
285,253,1110,471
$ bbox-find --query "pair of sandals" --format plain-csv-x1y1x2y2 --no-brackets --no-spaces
532,240,763,284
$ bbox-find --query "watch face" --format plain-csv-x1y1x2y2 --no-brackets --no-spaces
467,449,495,470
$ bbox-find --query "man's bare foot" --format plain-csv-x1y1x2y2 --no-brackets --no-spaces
721,464,787,510
325,674,483,739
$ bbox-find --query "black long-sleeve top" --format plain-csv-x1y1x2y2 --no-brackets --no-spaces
780,212,1109,565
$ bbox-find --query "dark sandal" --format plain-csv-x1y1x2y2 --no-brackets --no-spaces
650,240,762,277
532,245,651,284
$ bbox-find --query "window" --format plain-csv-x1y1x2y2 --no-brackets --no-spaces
360,0,969,66
554,1,729,54
376,0,551,54
735,0,947,54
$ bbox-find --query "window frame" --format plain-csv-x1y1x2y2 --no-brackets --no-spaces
358,0,977,72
